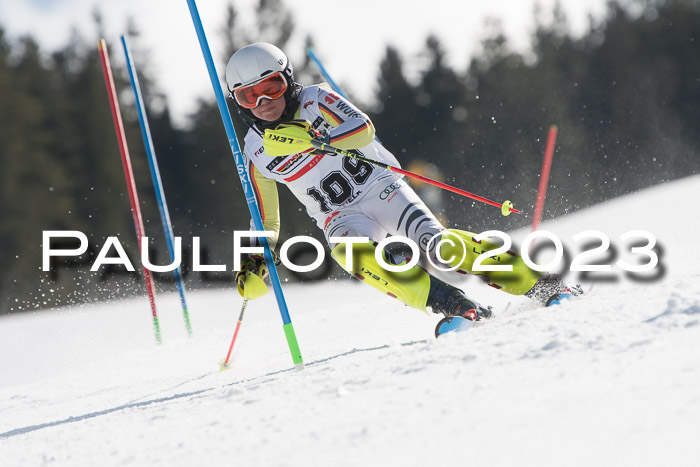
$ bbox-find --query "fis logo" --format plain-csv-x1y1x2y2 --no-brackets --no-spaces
303,100,314,109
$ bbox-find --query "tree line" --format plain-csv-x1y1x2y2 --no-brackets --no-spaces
1,0,698,313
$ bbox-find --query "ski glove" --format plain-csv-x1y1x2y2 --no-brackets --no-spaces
235,252,278,299
263,119,330,157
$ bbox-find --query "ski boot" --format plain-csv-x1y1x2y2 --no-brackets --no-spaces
429,277,493,337
525,273,583,307
427,276,493,321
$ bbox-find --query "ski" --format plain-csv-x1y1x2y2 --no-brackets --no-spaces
545,291,574,306
434,316,475,337
435,285,585,338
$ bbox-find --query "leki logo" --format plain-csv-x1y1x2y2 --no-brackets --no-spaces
265,134,294,144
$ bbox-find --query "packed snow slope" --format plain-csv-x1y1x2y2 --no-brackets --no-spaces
1,175,699,467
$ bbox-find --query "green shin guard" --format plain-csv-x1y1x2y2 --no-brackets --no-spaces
331,242,432,312
438,229,540,295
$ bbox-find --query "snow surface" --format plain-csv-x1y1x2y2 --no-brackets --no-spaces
1,175,699,466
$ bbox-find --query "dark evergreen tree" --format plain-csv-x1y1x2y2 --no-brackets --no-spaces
2,0,700,313
372,46,419,157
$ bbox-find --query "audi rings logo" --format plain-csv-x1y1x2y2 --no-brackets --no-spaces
379,182,402,200
426,231,467,272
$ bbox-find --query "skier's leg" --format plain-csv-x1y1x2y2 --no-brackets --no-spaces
438,229,581,303
330,239,491,319
363,180,516,294
437,229,539,294
358,179,538,294
324,210,491,319
360,179,574,304
359,178,445,263
330,239,430,310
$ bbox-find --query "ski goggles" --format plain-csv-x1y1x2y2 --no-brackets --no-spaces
233,72,288,109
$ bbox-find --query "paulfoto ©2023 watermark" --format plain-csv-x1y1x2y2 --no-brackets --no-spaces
41,229,662,279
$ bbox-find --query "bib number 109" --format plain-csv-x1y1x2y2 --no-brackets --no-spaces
307,157,373,213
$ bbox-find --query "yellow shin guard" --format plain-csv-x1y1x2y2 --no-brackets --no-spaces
331,241,432,312
438,229,540,295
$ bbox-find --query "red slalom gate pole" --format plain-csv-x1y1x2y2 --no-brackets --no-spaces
98,39,162,343
532,125,558,231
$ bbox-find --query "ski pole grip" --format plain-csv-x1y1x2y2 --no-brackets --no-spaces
310,139,339,156
310,139,327,151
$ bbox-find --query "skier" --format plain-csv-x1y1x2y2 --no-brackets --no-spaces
227,42,576,323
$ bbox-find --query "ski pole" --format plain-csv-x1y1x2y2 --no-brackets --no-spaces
121,35,193,335
310,140,519,216
219,299,248,371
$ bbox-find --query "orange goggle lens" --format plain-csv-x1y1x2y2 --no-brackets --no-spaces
234,72,288,109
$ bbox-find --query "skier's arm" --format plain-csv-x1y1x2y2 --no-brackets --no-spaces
317,88,375,150
249,159,280,251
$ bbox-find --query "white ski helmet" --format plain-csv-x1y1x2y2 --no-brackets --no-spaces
226,42,299,127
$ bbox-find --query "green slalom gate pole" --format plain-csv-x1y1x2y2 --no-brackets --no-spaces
185,0,303,370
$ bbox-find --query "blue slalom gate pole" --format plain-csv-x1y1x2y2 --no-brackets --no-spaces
306,47,351,100
307,47,381,144
121,35,193,335
185,0,304,371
